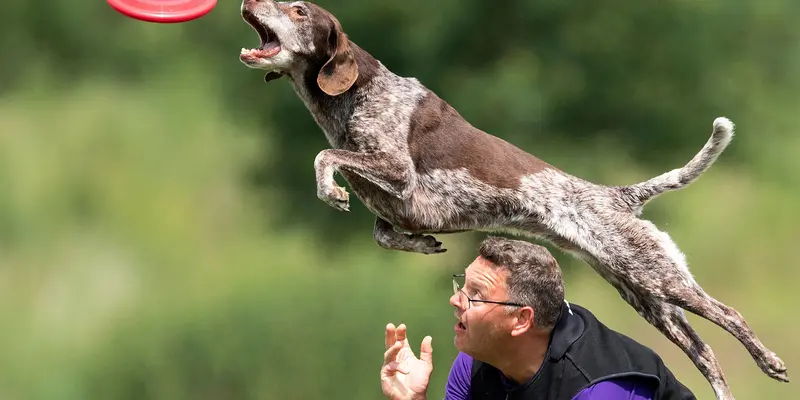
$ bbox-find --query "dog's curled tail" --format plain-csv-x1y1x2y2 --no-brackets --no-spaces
621,117,735,213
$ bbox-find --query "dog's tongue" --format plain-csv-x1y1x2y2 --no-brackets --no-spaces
240,43,281,59
260,41,279,51
260,42,280,56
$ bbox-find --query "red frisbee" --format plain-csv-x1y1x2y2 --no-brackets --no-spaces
107,0,217,23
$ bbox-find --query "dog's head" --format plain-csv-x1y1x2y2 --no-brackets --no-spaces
239,0,358,96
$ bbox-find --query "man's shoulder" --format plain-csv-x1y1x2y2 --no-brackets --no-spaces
571,376,657,400
564,302,695,398
559,303,664,375
444,352,473,400
451,351,474,373
567,302,659,356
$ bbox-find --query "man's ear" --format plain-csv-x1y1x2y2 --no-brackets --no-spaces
510,307,535,337
264,71,284,83
316,16,358,96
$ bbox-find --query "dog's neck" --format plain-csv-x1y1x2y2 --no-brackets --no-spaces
287,43,385,149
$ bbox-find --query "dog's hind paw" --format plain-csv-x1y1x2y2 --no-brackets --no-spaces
760,351,789,383
408,234,447,254
375,233,446,254
374,227,446,254
318,185,350,212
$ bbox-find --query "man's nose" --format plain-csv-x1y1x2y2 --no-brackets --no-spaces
449,291,463,309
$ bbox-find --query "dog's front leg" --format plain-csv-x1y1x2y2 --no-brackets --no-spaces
313,149,414,212
373,217,446,254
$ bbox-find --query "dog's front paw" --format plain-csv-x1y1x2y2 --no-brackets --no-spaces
318,185,350,212
408,234,447,254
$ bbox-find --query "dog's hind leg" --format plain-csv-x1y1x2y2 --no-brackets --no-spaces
626,293,734,400
610,218,788,384
663,283,789,383
578,252,730,398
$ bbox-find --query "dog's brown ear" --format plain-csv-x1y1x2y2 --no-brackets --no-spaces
264,71,284,83
316,16,358,96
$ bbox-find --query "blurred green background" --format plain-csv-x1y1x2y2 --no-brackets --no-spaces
1,0,798,399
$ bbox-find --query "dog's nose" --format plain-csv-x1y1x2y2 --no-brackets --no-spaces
243,0,271,8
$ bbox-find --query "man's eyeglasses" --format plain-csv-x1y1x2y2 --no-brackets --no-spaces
452,273,525,309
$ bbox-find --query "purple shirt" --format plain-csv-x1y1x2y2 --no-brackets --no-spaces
445,352,656,400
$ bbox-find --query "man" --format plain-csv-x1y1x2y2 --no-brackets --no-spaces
380,236,696,400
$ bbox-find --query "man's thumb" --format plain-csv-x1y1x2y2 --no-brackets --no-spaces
420,336,433,364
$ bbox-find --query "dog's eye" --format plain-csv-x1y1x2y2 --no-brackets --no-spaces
293,6,306,17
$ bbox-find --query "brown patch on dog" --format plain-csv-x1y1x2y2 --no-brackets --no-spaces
277,2,308,21
294,3,378,98
315,9,358,96
350,43,380,88
408,91,555,189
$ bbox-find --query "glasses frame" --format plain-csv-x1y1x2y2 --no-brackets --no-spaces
452,273,525,309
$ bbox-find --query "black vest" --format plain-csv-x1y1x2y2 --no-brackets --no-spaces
470,302,696,400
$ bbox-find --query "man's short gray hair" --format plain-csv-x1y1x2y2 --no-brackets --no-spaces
478,236,565,329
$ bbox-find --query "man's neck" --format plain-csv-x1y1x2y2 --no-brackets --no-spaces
489,328,552,385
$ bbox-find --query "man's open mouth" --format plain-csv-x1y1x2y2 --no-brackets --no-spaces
240,11,281,60
455,314,467,331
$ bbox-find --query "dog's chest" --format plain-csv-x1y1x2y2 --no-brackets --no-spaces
294,90,354,148
347,79,426,148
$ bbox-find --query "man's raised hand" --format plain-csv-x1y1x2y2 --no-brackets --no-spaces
380,323,433,400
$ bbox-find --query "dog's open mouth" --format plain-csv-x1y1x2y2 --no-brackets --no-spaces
240,11,281,61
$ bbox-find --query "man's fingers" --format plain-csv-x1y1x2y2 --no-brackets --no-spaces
419,336,433,364
396,324,406,340
381,361,399,377
385,323,396,350
383,340,403,364
397,323,409,347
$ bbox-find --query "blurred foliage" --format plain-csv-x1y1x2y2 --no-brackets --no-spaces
0,0,798,399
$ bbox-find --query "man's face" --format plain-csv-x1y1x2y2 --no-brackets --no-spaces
450,256,520,358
